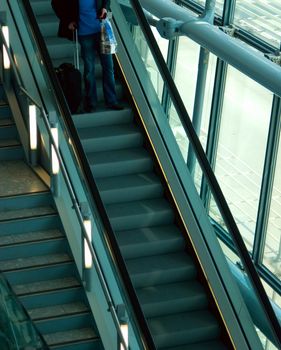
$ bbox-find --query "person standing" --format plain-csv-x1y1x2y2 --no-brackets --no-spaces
52,0,123,112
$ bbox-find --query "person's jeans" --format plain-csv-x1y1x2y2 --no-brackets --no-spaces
78,33,118,107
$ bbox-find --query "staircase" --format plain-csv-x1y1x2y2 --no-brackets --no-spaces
31,1,233,348
0,83,103,349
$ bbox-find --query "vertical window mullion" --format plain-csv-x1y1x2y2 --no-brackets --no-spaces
253,96,281,265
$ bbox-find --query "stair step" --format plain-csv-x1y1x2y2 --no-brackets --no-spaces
44,328,98,347
13,276,80,297
137,280,208,318
0,124,18,139
1,253,72,272
0,237,68,260
0,144,23,160
148,310,221,348
0,117,13,126
20,286,84,310
5,262,77,286
0,104,11,118
79,123,143,152
88,148,153,178
73,107,133,128
0,191,53,211
0,138,20,147
0,229,64,248
0,214,61,235
97,172,163,204
28,302,88,321
0,228,63,247
126,253,197,288
164,340,228,350
116,225,184,259
36,313,94,335
0,205,55,222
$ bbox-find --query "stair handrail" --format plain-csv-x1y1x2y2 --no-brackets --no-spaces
0,21,130,350
126,0,281,347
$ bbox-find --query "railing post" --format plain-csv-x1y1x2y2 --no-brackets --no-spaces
81,202,93,291
117,304,129,350
0,15,11,87
49,111,60,197
28,104,38,166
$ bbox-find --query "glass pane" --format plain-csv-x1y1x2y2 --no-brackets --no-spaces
210,66,273,252
181,0,224,18
234,0,281,48
263,131,281,277
174,37,200,117
132,25,169,100
193,52,217,190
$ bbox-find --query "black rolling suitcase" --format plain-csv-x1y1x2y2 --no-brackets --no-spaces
55,30,82,114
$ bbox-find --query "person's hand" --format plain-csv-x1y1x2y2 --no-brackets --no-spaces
99,8,107,19
68,21,77,31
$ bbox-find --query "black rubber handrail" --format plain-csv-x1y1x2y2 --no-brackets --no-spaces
129,0,281,347
10,1,156,349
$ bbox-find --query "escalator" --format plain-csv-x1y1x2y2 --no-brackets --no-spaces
28,1,252,349
0,0,280,349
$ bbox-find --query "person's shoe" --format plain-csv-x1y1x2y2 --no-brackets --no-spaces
107,104,124,111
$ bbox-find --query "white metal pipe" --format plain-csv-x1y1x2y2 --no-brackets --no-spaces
140,0,281,97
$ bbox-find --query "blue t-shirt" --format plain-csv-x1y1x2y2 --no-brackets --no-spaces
78,0,101,35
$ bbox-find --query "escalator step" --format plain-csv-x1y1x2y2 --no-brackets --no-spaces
106,198,174,231
164,340,229,350
148,309,221,348
116,225,184,259
126,252,197,288
97,172,163,204
79,123,143,152
137,280,208,318
87,148,153,178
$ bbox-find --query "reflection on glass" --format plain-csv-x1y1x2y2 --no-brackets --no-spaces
263,133,281,279
181,0,223,17
174,37,200,117
211,66,272,252
234,0,281,48
169,37,200,163
193,52,217,190
257,277,280,350
257,328,278,350
132,25,168,100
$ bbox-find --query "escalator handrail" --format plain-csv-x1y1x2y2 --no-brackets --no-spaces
129,0,281,346
2,1,156,349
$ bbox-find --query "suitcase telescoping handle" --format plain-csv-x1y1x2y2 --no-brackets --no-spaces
73,29,80,70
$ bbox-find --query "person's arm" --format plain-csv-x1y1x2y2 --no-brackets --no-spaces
99,8,107,19
52,0,78,23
